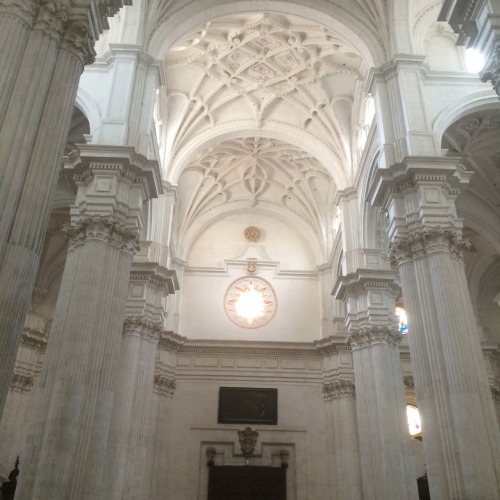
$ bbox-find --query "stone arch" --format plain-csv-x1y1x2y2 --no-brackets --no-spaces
146,0,384,66
75,88,102,140
166,122,348,189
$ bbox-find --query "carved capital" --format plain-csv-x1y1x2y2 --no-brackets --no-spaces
348,326,402,350
32,0,67,41
65,217,140,255
61,18,96,65
123,318,162,343
481,43,500,97
10,374,34,393
404,375,415,389
322,380,355,400
390,227,469,265
153,374,176,396
0,0,38,26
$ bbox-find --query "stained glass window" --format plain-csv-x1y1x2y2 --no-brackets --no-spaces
396,306,408,334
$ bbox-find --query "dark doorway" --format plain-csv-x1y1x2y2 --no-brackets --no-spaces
208,465,286,500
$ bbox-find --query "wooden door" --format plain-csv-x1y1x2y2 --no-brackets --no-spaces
208,465,286,500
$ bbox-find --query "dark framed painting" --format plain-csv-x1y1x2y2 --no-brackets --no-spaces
218,387,278,425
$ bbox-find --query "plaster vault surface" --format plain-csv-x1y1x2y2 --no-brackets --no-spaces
155,12,368,262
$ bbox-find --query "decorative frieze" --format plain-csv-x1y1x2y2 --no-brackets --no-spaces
322,380,355,401
348,326,402,350
153,374,176,397
65,217,140,254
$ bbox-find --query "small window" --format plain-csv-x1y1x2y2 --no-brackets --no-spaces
396,306,408,334
407,405,422,437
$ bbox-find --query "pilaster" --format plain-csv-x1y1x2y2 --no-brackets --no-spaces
369,157,500,499
322,376,362,500
367,56,438,169
104,261,176,499
334,270,418,500
150,332,184,499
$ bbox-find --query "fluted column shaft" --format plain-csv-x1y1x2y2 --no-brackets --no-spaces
105,319,161,500
105,262,176,499
15,149,161,499
0,20,93,420
149,335,180,498
334,271,418,500
0,0,69,255
0,316,46,477
370,158,500,499
323,380,362,500
0,0,37,126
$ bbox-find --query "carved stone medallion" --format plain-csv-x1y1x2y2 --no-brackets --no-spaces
244,226,261,242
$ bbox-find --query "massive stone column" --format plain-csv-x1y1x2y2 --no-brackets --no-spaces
0,16,95,422
104,263,177,499
334,271,418,500
0,0,130,421
15,147,161,499
369,157,500,499
0,0,37,125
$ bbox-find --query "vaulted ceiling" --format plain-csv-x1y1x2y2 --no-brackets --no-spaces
157,12,368,261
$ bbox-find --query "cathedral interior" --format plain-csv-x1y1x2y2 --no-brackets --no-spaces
0,0,499,499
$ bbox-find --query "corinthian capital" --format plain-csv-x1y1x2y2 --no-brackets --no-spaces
390,227,469,264
32,0,67,41
123,318,162,343
0,0,38,27
322,380,355,400
348,326,402,350
64,216,140,254
61,18,96,65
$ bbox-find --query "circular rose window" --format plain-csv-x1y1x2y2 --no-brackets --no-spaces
224,276,277,329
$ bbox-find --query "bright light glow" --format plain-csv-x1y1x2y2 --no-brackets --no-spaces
465,48,485,73
396,306,408,334
407,405,422,436
236,286,265,325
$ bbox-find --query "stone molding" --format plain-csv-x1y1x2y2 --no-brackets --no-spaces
20,329,47,351
322,379,355,400
158,332,185,352
153,374,176,397
389,227,469,265
123,318,162,343
348,326,402,350
0,0,38,26
65,216,140,255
